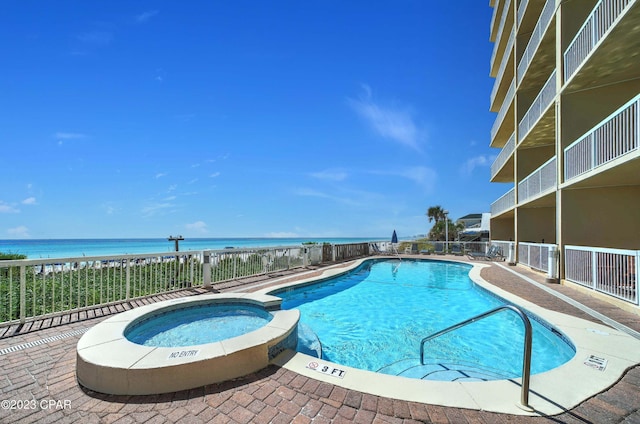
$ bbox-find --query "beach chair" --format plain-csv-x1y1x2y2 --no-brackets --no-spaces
450,243,463,256
434,242,445,255
467,245,505,261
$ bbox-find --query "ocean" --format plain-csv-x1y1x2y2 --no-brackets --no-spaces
0,237,384,259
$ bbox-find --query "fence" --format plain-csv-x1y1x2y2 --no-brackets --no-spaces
565,245,639,305
518,242,557,273
0,242,372,325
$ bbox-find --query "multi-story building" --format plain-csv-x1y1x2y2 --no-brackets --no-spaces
488,0,640,312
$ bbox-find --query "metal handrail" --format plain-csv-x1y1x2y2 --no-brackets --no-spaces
419,305,533,410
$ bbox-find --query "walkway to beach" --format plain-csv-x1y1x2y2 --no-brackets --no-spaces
1,256,639,423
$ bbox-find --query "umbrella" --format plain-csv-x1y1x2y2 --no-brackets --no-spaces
391,230,398,244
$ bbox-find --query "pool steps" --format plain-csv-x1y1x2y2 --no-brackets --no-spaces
378,358,513,382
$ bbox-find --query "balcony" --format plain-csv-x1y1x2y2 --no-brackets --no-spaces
490,0,506,42
491,187,516,216
490,0,513,77
491,133,516,182
517,0,555,86
490,29,515,112
490,80,515,146
564,94,640,182
518,156,557,204
517,0,529,27
518,69,557,144
564,0,634,82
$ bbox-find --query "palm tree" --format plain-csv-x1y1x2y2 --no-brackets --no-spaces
426,205,446,224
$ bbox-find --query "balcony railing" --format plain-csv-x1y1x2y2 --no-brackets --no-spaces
517,0,555,84
491,80,516,141
490,0,503,38
0,242,381,325
517,0,529,27
519,242,556,273
491,186,516,216
518,156,557,203
491,132,516,178
564,94,640,181
490,29,515,108
518,69,557,142
490,0,512,71
565,245,639,305
563,0,633,82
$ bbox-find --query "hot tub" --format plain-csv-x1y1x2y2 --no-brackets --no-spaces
76,293,299,395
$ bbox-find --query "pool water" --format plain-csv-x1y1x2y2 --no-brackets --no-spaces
276,259,575,381
125,304,273,347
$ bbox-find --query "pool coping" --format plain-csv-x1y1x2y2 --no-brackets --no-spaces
76,292,300,395
258,257,640,416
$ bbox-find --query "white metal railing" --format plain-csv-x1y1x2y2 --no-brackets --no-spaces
517,0,529,27
0,251,204,325
517,0,555,84
518,69,557,142
490,29,515,108
491,132,516,178
518,156,557,203
491,240,516,262
0,242,374,324
491,78,516,141
564,94,640,181
563,0,632,82
491,186,516,216
490,0,503,38
565,245,639,305
519,242,556,272
491,0,512,71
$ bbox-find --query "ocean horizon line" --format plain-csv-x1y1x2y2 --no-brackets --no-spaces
0,236,394,259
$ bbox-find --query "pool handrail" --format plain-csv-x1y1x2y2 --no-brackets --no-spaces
419,304,533,411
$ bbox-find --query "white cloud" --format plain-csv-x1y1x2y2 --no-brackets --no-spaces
77,31,113,46
348,84,423,151
460,155,495,176
309,169,348,181
293,187,380,207
137,10,159,23
265,231,299,238
155,172,167,179
22,197,37,205
210,172,221,178
185,221,208,234
55,132,86,140
7,226,30,238
369,166,438,192
0,201,19,213
141,202,175,217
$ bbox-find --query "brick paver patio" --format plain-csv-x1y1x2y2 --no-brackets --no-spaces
1,257,639,423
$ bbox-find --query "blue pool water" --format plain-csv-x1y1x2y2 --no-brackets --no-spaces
275,259,576,381
125,304,273,347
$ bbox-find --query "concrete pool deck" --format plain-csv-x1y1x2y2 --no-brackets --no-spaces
1,255,639,423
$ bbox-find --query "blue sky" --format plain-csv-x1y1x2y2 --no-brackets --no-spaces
1,1,508,240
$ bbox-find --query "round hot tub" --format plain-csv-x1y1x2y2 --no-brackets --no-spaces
76,293,299,395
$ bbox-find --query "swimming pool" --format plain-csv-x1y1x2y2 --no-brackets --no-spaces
273,258,575,381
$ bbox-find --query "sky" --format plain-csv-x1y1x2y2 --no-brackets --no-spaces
0,1,510,240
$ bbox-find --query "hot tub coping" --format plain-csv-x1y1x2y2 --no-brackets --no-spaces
76,293,299,395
